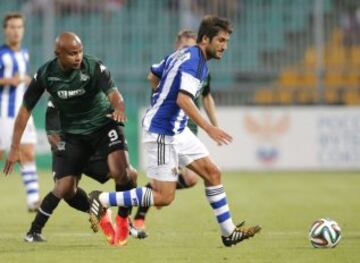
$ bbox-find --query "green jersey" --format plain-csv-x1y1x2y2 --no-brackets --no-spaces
23,55,117,135
187,74,211,135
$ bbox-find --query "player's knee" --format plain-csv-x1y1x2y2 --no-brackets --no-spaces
111,168,128,184
128,166,138,185
186,175,198,187
63,189,77,200
177,173,198,189
20,148,35,162
157,192,175,206
53,187,76,199
53,180,77,199
206,164,221,184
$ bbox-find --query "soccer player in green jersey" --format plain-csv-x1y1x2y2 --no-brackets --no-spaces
44,97,147,242
3,32,137,245
132,30,221,232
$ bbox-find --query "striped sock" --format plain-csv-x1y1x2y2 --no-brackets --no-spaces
21,162,40,208
205,185,236,236
99,187,154,208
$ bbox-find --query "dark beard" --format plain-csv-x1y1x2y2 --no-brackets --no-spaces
206,48,220,60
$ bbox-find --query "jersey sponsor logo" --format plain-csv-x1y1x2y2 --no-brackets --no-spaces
47,76,62,81
57,88,86,99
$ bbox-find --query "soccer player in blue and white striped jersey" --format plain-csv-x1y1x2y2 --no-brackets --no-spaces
0,13,40,212
132,30,218,231
88,15,261,247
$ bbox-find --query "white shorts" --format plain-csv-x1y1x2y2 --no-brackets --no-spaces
143,127,209,182
0,116,37,150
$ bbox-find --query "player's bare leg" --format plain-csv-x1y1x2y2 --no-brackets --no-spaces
187,156,261,246
176,167,198,189
133,167,198,232
88,182,180,243
89,181,176,225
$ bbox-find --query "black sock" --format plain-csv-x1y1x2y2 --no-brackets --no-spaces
64,187,90,213
176,173,189,189
116,180,136,218
29,192,60,234
134,183,152,220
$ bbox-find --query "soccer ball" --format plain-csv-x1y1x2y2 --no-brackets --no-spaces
309,218,341,248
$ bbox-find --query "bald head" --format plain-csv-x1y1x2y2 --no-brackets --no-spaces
55,32,82,52
55,32,83,70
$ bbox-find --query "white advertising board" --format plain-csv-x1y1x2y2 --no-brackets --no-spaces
139,107,360,170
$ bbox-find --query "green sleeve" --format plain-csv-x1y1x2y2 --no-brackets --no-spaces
23,71,46,111
201,74,211,97
95,62,117,94
45,98,61,135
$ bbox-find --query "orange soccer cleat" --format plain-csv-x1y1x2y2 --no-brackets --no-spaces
113,215,129,246
133,218,146,230
99,209,115,244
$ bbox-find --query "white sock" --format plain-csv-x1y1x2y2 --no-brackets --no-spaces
99,187,154,207
205,185,236,236
21,162,40,208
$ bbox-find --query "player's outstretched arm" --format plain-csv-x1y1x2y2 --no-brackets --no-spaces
177,92,232,145
202,93,218,127
107,89,127,123
3,65,45,175
3,106,31,175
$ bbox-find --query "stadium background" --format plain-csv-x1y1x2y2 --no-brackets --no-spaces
1,1,360,263
1,0,360,169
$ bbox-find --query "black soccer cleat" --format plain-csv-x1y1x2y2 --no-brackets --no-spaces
88,190,107,233
24,232,46,243
237,220,246,228
221,223,261,247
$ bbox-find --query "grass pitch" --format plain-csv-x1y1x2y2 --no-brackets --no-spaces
0,170,359,263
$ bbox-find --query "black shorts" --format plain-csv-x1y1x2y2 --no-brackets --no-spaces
52,150,110,184
82,155,110,184
53,121,128,179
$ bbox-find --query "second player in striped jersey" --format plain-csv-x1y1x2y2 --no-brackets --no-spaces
0,12,40,212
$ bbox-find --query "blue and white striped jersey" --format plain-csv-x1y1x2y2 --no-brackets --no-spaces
0,44,29,118
142,46,208,135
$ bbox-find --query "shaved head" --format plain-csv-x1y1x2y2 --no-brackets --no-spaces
55,32,83,70
55,32,82,52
